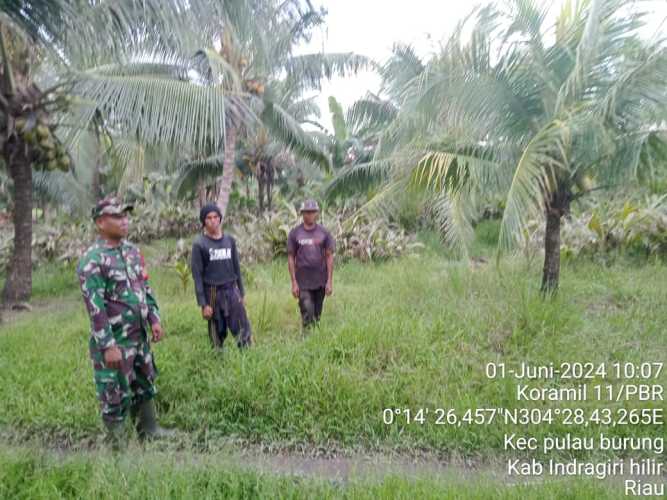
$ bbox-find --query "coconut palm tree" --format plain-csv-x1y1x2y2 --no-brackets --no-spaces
0,0,236,303
0,18,74,304
189,6,368,217
332,0,667,293
0,0,366,304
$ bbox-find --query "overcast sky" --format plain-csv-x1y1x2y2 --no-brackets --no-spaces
299,0,667,133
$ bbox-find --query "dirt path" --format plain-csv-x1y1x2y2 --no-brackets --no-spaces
224,450,505,483
0,430,509,483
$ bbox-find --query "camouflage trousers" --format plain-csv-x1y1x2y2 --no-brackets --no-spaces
207,283,252,349
90,338,158,424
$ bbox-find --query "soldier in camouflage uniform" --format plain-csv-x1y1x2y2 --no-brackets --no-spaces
77,196,173,447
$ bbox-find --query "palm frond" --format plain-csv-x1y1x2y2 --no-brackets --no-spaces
501,0,549,46
380,43,425,102
346,94,398,137
283,52,371,91
328,96,347,141
499,119,571,251
556,0,647,112
33,169,91,214
107,138,146,196
347,176,408,223
261,100,329,170
595,41,667,125
192,48,244,90
175,154,225,198
1,0,229,69
431,190,474,258
71,70,234,152
82,60,191,80
637,130,667,182
325,159,392,200
412,142,501,191
407,143,502,254
285,96,321,122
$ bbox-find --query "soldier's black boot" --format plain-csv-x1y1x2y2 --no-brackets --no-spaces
134,399,175,441
103,419,127,451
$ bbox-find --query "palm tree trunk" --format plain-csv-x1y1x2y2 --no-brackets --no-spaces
215,125,237,218
258,176,265,214
91,159,102,200
541,188,570,294
267,163,274,212
197,180,207,209
2,156,32,304
541,207,561,294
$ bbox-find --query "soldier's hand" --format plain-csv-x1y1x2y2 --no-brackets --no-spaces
291,282,300,299
151,322,165,343
103,346,122,370
202,305,213,320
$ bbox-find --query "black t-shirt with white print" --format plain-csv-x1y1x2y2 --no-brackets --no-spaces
191,233,244,306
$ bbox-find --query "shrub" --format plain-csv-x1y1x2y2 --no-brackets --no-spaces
1,203,423,270
522,195,667,260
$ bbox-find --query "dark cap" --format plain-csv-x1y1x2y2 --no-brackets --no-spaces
92,196,133,220
299,199,320,212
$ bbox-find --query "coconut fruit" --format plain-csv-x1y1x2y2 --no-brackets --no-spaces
36,125,50,140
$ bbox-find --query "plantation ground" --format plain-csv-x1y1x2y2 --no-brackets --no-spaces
1,228,665,498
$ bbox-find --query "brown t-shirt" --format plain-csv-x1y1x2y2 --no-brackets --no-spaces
287,223,335,290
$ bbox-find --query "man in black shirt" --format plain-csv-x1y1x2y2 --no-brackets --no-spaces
191,203,252,349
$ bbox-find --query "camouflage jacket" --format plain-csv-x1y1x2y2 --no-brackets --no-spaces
77,238,160,350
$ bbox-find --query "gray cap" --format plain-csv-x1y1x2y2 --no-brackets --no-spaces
299,199,320,212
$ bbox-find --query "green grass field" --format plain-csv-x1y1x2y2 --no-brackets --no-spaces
0,446,631,499
1,228,665,498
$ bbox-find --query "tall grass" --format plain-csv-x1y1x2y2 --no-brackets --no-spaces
0,446,627,499
0,231,665,459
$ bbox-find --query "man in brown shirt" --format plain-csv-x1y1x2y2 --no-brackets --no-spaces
287,200,335,329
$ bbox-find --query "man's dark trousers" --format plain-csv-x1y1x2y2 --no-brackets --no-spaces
298,287,326,328
207,283,252,348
